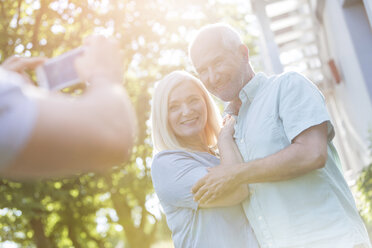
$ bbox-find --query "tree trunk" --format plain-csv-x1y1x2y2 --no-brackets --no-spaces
67,222,83,248
30,218,52,248
111,192,153,248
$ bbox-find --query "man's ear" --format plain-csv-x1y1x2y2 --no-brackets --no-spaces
238,44,249,62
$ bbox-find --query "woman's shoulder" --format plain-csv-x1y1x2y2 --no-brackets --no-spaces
151,150,218,172
153,149,217,163
152,150,194,168
151,150,197,185
154,149,193,159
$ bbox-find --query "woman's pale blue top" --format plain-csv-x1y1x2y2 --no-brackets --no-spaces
151,150,258,248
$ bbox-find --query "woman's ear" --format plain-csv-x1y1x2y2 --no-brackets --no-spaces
238,44,249,62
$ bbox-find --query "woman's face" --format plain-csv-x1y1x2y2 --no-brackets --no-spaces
168,82,208,142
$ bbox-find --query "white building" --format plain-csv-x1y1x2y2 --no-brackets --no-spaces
251,0,372,182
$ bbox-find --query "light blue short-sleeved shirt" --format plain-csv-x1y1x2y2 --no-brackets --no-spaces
151,150,259,248
234,72,371,248
0,68,38,169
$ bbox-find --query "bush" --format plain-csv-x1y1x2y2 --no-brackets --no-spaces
357,163,372,236
356,133,372,241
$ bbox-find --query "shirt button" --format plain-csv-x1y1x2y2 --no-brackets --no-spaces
240,139,244,143
258,216,263,220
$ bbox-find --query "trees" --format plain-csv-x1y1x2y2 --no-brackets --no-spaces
0,0,256,247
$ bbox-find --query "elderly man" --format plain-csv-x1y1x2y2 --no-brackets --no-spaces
0,36,136,180
190,23,371,248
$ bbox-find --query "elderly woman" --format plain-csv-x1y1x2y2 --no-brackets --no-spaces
150,71,258,248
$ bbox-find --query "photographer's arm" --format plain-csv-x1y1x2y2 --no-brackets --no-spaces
2,82,135,179
199,115,249,208
0,36,136,180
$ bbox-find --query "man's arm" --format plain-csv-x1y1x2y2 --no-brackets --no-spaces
199,115,249,208
193,122,328,204
0,36,136,179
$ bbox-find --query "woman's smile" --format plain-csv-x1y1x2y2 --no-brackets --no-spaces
180,116,199,125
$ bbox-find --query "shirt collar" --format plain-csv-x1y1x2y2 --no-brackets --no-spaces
239,72,268,104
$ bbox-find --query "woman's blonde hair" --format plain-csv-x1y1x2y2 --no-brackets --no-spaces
151,71,221,154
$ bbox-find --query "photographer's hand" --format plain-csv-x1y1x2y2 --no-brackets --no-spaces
1,56,46,84
75,35,124,85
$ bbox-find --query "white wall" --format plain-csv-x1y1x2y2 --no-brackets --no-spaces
322,0,372,145
316,0,372,179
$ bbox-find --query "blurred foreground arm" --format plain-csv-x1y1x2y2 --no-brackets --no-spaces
0,36,136,179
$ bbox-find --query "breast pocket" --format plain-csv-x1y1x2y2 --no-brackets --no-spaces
244,114,289,159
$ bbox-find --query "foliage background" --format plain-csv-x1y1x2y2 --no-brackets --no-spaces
356,135,372,243
0,0,258,247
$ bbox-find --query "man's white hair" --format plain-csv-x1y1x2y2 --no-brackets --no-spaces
189,23,243,62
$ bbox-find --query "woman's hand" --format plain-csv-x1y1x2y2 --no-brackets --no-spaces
193,114,250,205
218,115,236,148
222,114,236,135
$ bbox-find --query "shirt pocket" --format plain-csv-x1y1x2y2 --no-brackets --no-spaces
245,113,288,159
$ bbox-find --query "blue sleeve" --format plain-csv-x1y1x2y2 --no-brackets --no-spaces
278,72,335,142
0,69,38,169
151,151,208,210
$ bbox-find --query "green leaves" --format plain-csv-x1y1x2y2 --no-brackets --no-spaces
356,132,372,240
0,0,257,247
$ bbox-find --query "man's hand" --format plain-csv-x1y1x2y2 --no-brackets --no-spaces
192,165,240,204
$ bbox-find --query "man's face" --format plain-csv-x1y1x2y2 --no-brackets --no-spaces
191,42,246,102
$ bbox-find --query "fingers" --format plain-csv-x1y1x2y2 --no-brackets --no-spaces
222,114,235,126
82,35,104,46
197,184,223,204
199,190,217,204
83,35,120,51
225,116,236,129
219,115,236,139
225,114,234,123
222,114,231,126
191,177,205,194
2,56,46,72
20,71,34,85
192,172,218,203
193,185,209,202
2,55,20,65
20,57,46,70
76,35,123,84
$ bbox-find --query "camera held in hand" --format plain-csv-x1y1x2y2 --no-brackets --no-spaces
36,47,84,91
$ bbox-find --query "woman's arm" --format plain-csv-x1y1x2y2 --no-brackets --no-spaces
218,115,244,165
199,115,249,208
